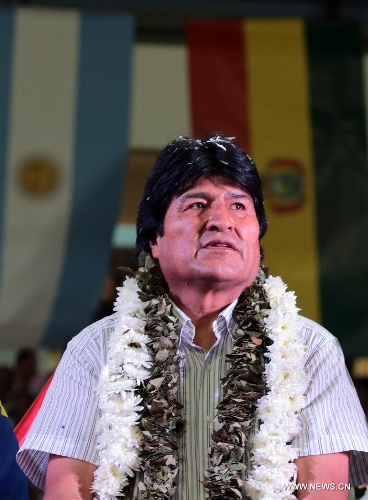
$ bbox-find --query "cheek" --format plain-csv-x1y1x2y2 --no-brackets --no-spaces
244,219,260,242
245,222,261,259
150,230,183,261
248,240,260,264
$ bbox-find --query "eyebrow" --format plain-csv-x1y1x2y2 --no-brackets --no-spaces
179,191,252,201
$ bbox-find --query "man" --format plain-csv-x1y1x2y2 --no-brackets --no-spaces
17,134,368,499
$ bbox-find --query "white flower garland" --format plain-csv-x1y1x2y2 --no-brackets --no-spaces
92,274,307,500
93,278,152,499
245,276,308,500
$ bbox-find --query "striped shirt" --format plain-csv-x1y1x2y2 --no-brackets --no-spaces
17,308,368,498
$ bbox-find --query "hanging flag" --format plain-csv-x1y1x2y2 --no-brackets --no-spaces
0,6,134,348
187,19,368,357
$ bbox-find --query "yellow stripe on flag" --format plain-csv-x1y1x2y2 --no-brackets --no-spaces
245,19,320,321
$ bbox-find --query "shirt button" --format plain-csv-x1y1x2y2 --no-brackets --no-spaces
206,415,212,423
206,364,212,372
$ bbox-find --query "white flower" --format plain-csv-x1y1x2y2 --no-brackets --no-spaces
123,364,151,382
119,315,146,331
113,328,149,346
123,350,152,367
113,279,142,314
96,375,136,395
99,393,144,414
93,463,129,498
263,276,287,302
278,291,299,313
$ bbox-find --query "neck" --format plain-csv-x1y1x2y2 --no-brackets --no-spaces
170,281,244,318
169,285,242,350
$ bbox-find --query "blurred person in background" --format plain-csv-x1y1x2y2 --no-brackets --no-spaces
0,365,13,406
8,349,48,426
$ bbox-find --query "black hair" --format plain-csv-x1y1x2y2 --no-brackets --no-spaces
136,133,268,261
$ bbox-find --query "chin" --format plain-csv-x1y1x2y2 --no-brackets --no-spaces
194,269,250,287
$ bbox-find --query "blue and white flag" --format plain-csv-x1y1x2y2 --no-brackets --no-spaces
0,6,134,348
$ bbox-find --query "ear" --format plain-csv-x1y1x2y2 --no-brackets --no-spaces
149,238,159,259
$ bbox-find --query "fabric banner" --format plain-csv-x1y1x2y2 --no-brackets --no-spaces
187,19,368,357
0,6,134,348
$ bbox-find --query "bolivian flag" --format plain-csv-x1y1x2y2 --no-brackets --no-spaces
0,401,29,499
187,19,368,357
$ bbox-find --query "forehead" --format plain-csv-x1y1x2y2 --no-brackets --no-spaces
176,175,250,198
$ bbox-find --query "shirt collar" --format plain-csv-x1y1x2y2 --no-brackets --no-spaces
171,299,238,345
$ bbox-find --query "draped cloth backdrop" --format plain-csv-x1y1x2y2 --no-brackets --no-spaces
0,6,134,348
187,19,368,357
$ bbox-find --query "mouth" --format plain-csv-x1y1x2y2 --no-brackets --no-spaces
202,240,236,251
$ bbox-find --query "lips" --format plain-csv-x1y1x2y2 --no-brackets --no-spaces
201,239,237,251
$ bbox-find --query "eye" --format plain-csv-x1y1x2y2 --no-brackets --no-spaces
231,202,245,210
188,201,207,210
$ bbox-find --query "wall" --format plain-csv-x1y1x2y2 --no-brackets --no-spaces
130,43,190,148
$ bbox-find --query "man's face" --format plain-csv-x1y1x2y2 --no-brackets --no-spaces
150,176,260,294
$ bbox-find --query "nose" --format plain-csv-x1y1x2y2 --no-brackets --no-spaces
205,201,234,232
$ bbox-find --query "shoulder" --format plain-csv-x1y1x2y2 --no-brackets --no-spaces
61,313,119,373
68,312,118,350
298,315,342,350
297,315,346,371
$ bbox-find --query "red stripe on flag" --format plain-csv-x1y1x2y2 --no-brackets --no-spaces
15,373,54,447
186,20,250,151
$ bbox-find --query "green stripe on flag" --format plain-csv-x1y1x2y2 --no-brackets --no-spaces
307,21,368,357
